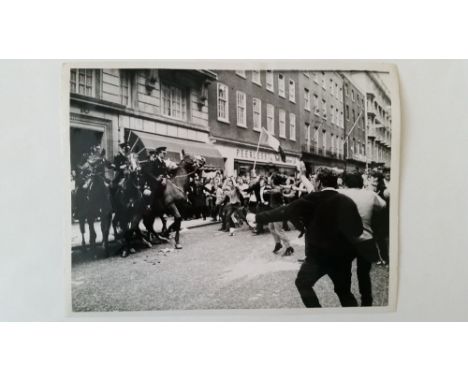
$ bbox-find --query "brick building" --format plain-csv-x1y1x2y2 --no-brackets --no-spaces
69,68,224,171
298,71,345,172
207,70,302,177
342,74,367,171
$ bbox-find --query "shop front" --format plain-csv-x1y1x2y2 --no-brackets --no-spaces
215,143,300,177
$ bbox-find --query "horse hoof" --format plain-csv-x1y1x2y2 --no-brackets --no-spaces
121,250,128,258
175,244,183,250
129,248,136,254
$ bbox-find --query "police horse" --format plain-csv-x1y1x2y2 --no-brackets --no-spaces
73,155,113,256
112,152,153,257
142,151,205,250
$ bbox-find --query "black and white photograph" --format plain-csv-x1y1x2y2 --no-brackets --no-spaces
68,64,399,312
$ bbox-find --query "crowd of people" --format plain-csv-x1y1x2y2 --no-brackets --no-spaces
184,166,389,256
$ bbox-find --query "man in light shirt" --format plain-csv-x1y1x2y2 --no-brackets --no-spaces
339,172,387,306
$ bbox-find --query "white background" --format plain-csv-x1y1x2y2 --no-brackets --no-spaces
1,0,468,381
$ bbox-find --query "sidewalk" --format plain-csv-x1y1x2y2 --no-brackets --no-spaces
71,216,219,249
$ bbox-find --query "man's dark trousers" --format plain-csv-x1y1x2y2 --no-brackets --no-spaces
295,248,358,308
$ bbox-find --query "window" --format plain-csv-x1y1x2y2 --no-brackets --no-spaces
305,123,311,147
252,70,261,85
120,71,131,106
235,70,246,78
329,78,333,94
330,106,334,124
266,70,274,92
289,79,296,103
236,91,247,127
313,72,319,84
352,109,356,123
321,72,326,89
304,88,311,111
161,83,187,121
351,89,355,101
346,105,350,120
331,134,335,155
335,108,339,126
70,69,95,97
335,83,339,99
322,130,327,152
340,111,344,128
313,94,319,115
289,113,296,141
278,74,285,97
217,83,229,122
314,126,319,145
345,84,349,97
267,104,275,134
279,109,286,138
253,98,262,131
322,99,327,119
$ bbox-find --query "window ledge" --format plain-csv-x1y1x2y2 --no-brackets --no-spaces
237,123,247,129
218,117,230,124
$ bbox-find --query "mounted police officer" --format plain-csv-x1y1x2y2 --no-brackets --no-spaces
152,146,169,179
146,146,169,195
112,142,132,189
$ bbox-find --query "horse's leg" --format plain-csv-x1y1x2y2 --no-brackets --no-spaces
79,218,86,248
101,211,111,257
88,216,97,248
158,214,172,239
112,212,119,239
168,203,182,249
134,215,152,249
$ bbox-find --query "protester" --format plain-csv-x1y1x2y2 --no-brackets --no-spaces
340,172,387,306
253,167,364,308
263,174,294,256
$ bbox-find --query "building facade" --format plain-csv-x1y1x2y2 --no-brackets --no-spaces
69,68,223,171
348,72,392,170
208,70,303,177
342,74,367,172
298,71,345,172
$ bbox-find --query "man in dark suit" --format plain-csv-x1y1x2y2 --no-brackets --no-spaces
255,167,363,308
152,146,169,179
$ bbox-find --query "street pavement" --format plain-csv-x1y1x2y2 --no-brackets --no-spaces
70,217,216,248
71,223,389,311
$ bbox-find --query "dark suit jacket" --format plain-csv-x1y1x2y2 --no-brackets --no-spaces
256,189,363,260
151,158,168,178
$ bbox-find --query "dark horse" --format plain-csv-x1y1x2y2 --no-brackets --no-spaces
73,166,113,256
112,152,152,257
142,152,205,249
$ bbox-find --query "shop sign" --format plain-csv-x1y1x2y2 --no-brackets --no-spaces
234,148,297,165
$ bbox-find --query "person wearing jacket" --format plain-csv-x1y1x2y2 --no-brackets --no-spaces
254,167,363,308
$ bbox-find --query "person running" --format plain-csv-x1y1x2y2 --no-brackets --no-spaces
263,174,294,256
